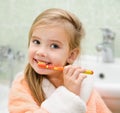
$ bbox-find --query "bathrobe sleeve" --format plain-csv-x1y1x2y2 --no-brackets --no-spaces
86,89,112,113
95,90,112,113
8,74,86,113
41,86,86,113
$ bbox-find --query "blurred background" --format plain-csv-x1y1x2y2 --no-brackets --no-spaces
0,0,120,113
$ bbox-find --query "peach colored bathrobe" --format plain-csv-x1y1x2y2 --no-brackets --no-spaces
8,72,112,113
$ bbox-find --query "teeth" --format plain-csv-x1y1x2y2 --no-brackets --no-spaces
38,61,50,65
38,61,46,64
34,58,51,65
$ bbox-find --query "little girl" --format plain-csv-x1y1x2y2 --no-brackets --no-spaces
8,8,112,113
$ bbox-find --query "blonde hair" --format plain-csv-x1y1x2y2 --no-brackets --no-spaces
24,8,85,106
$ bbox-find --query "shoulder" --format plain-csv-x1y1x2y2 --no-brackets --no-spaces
87,89,112,113
10,71,29,92
14,71,24,80
10,72,24,86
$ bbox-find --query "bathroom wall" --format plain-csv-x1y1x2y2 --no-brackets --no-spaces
0,0,120,57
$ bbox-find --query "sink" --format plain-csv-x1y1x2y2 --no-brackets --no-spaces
93,63,120,113
74,55,120,113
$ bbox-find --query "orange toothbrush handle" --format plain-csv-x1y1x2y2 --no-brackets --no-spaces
38,62,93,75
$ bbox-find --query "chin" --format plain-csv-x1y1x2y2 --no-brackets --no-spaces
34,68,51,75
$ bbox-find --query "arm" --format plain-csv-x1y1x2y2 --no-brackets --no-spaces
8,73,86,113
41,86,86,113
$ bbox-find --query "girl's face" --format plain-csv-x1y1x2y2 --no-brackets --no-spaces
28,25,77,77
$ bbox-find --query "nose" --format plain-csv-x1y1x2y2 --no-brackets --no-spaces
36,46,47,57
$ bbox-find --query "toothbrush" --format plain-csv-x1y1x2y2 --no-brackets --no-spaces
38,61,94,75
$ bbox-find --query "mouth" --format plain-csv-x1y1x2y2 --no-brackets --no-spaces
33,58,52,67
33,58,63,71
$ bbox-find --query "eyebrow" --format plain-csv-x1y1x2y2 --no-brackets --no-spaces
48,39,64,45
31,36,40,39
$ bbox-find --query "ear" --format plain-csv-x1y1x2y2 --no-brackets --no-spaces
67,48,79,64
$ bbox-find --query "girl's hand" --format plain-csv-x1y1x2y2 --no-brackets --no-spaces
63,65,87,95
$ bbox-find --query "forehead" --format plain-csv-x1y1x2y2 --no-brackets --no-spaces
32,25,70,44
32,19,74,36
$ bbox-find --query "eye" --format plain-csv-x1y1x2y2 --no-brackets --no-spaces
50,44,59,49
32,39,40,45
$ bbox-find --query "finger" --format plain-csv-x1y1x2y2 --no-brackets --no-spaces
64,65,75,77
77,74,87,83
71,68,85,79
63,65,71,75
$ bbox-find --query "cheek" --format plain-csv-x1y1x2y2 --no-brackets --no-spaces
51,51,69,66
28,47,34,61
